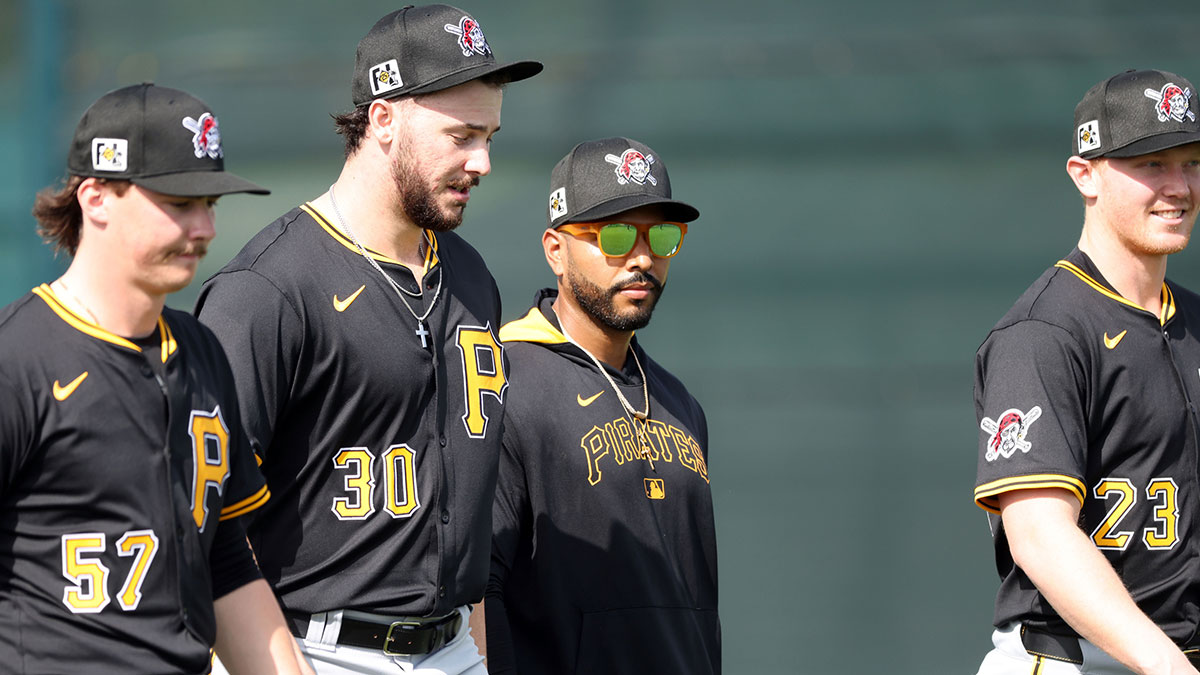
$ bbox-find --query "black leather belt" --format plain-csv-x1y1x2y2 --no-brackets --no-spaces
1020,625,1083,664
1022,624,1200,666
286,609,463,656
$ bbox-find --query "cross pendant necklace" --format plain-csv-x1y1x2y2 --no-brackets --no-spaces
328,183,443,349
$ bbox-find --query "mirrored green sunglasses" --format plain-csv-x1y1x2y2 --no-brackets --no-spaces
556,221,688,258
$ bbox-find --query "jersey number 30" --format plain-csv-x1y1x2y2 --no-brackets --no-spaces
331,445,419,520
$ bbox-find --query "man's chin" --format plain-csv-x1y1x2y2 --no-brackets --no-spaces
608,303,657,332
428,205,466,232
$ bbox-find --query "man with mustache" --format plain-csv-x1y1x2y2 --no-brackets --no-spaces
974,69,1200,674
0,84,302,673
195,5,540,674
483,137,720,674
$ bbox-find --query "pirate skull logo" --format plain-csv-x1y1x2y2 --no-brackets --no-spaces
604,149,657,186
181,113,223,160
980,405,1042,462
1144,83,1196,123
444,16,491,57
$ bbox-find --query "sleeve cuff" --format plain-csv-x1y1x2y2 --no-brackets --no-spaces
974,473,1086,513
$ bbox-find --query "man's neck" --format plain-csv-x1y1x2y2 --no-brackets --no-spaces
552,295,632,369
318,162,428,274
55,265,163,339
1077,224,1169,316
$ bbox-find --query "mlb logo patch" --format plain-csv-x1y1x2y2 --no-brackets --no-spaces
369,59,403,96
644,478,665,500
91,138,127,172
1078,120,1101,153
549,187,568,220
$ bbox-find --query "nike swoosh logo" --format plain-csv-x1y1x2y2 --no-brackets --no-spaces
333,285,366,312
1104,330,1128,349
577,391,604,407
53,371,89,401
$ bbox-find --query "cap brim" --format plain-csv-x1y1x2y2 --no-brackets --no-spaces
564,195,700,226
405,59,543,97
133,171,270,197
1098,131,1200,158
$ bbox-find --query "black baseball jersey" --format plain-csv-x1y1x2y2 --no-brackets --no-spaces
195,203,507,617
974,248,1200,641
485,290,720,675
0,285,269,674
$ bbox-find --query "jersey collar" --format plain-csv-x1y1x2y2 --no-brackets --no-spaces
32,284,178,362
302,202,441,272
499,303,566,344
1054,249,1176,325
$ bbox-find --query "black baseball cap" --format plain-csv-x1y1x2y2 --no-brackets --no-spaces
67,83,268,196
1073,69,1200,159
547,137,700,228
352,4,543,106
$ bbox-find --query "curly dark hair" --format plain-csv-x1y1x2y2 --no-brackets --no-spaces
32,176,130,257
331,105,371,159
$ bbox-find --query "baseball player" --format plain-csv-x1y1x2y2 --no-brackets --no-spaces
483,138,720,674
974,69,1200,674
0,84,303,673
194,6,540,674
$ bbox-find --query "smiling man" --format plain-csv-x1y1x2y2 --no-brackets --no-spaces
195,5,540,674
483,137,720,674
974,69,1200,675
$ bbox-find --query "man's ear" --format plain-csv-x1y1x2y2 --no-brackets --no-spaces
1066,155,1101,201
367,99,398,145
543,228,566,278
77,178,113,228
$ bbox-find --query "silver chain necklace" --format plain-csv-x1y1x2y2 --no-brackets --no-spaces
559,321,656,471
328,183,442,348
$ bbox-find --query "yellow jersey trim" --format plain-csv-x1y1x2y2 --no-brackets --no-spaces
302,202,439,271
974,473,1087,514
499,306,567,344
158,316,177,363
1054,261,1175,325
33,284,141,351
220,485,271,520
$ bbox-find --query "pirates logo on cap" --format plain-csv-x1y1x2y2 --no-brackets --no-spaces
369,59,403,96
1078,120,1101,153
604,149,657,186
444,16,491,57
1144,83,1197,123
91,138,128,172
549,187,568,220
181,113,224,160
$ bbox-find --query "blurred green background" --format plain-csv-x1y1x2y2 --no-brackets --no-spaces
5,1,1200,672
